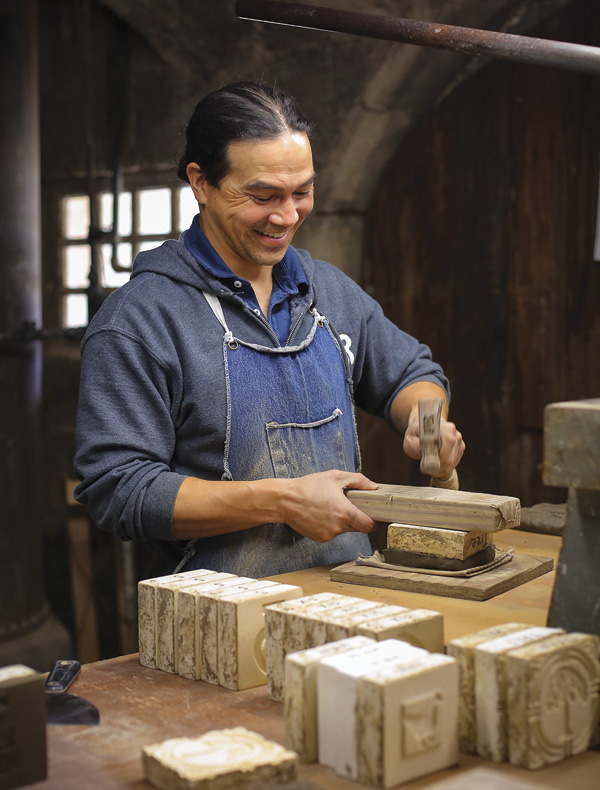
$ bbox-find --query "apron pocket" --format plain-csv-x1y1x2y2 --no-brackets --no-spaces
266,407,354,478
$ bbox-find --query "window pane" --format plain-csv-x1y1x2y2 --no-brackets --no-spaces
138,188,171,235
63,294,88,328
63,245,91,288
179,186,197,231
100,191,132,236
100,243,132,288
63,196,90,240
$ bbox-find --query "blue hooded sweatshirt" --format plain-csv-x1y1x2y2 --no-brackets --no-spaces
74,232,449,570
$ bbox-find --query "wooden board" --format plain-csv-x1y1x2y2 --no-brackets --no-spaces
330,554,554,602
347,484,520,532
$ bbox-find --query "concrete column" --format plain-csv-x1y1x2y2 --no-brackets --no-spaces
0,0,70,669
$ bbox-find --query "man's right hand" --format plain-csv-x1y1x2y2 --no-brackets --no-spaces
277,469,378,543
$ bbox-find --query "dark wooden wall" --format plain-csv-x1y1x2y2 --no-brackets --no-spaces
359,0,600,506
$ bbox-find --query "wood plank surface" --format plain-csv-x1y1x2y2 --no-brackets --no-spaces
329,554,554,601
346,484,520,532
28,532,600,790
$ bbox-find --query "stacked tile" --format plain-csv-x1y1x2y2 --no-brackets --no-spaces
265,592,444,702
447,623,534,753
474,626,564,761
138,569,302,690
317,639,459,786
506,632,600,769
449,625,600,769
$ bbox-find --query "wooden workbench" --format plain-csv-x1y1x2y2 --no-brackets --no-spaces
32,531,600,790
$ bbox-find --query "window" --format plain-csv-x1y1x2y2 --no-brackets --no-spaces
60,185,198,328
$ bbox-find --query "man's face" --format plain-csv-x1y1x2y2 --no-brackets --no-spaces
188,132,315,277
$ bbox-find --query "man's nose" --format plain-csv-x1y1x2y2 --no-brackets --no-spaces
269,198,299,226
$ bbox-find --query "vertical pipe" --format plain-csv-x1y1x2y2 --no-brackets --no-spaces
0,0,70,668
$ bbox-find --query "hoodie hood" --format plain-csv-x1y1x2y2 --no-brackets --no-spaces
130,231,317,307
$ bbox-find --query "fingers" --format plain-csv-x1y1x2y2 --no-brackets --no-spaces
435,420,465,477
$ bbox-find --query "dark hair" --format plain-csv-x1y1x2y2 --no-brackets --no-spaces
177,81,312,186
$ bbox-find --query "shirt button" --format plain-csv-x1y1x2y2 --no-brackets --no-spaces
234,280,243,289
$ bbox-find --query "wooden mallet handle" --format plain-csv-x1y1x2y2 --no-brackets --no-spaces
419,398,443,475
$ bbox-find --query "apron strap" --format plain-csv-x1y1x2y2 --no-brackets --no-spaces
202,291,235,344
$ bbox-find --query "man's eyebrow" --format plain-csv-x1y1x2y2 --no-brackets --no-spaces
246,174,317,191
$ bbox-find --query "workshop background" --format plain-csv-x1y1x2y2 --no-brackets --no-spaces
1,0,599,669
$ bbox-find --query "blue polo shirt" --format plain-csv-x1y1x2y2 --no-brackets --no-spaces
184,216,308,345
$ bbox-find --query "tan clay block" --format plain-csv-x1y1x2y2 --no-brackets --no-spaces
217,583,303,690
446,623,533,753
156,573,239,673
138,569,223,669
506,632,600,769
176,576,262,681
357,653,459,788
284,635,374,762
0,665,46,789
357,608,445,653
321,600,395,642
265,593,358,702
387,523,492,560
178,579,277,684
317,639,427,780
291,594,371,648
142,726,298,790
474,626,563,762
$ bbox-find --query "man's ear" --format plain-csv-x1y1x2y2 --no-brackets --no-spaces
186,162,210,206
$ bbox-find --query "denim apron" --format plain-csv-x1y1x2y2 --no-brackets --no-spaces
178,292,371,577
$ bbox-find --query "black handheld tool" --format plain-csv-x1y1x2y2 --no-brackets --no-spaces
45,659,100,725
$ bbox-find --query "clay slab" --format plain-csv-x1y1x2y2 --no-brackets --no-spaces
356,652,459,787
317,639,426,780
142,726,298,790
284,635,374,762
387,522,492,560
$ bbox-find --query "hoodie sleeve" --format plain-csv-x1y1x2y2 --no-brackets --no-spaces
352,292,450,425
73,327,186,542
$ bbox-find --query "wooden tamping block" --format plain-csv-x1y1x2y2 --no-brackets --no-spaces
176,579,277,684
317,640,426,781
356,652,459,787
474,626,563,761
506,632,600,769
446,623,533,753
142,727,298,790
284,636,374,762
217,582,303,690
357,608,445,653
0,664,46,790
138,569,230,669
347,484,521,532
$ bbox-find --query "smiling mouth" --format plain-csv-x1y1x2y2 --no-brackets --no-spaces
254,229,289,240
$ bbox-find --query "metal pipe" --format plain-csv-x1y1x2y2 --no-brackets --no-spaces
235,0,600,76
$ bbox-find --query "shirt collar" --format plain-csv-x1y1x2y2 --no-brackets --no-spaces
184,214,308,295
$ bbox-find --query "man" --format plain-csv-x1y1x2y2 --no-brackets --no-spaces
74,81,464,577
